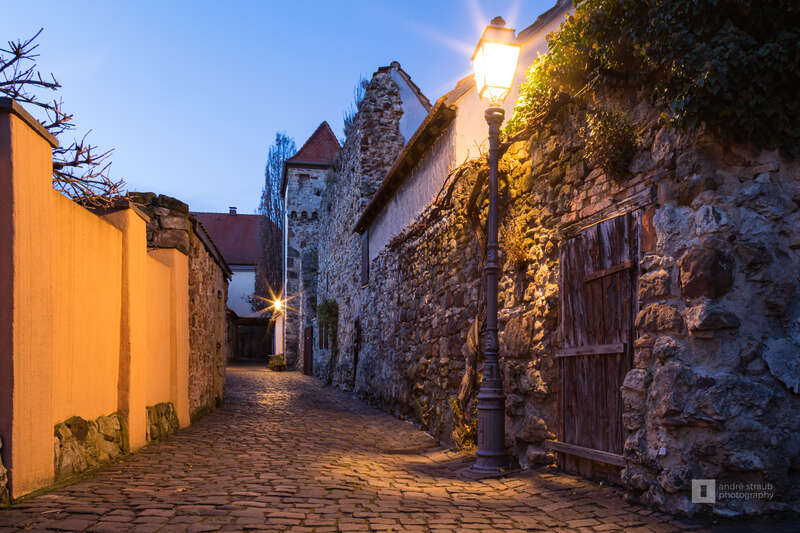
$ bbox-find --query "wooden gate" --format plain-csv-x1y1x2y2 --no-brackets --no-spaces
303,326,313,376
549,212,639,482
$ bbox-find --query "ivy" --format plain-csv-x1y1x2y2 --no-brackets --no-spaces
507,0,800,156
580,110,636,180
316,299,339,348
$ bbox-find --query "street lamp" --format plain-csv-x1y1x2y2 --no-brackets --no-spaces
471,16,520,476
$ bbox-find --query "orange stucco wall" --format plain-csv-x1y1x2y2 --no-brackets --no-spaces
52,193,123,423
0,110,57,498
101,209,150,451
0,103,193,499
148,249,190,428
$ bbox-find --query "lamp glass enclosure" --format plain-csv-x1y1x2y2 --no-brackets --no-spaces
472,23,520,103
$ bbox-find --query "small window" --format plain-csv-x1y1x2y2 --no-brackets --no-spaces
361,230,369,286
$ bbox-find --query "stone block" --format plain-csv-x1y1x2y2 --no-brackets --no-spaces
517,414,550,443
146,402,180,442
694,205,729,235
658,465,691,494
652,336,687,362
685,302,740,333
152,229,190,254
635,304,684,333
675,174,719,206
525,445,554,467
157,194,189,214
159,215,189,231
678,247,735,299
762,338,800,394
638,269,671,301
54,412,126,480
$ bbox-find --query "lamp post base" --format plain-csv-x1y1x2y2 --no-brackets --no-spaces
458,460,519,481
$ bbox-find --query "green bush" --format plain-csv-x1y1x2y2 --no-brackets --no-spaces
580,110,636,180
507,0,800,156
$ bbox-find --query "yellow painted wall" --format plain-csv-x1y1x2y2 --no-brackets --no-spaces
145,254,173,408
100,209,150,450
149,249,190,427
1,111,57,498
52,193,122,423
0,102,197,498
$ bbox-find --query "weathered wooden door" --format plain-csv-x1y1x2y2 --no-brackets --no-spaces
553,212,639,482
303,326,313,376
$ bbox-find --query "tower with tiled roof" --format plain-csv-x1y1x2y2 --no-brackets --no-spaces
281,121,340,370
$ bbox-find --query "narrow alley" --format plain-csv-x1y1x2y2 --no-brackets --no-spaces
0,367,717,533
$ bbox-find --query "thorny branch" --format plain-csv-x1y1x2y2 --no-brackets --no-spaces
1,29,123,206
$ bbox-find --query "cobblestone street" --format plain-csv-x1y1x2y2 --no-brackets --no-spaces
0,366,783,532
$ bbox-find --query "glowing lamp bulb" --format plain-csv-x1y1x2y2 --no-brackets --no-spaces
472,16,520,104
273,299,282,311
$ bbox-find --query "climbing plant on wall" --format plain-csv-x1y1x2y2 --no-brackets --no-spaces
506,0,800,156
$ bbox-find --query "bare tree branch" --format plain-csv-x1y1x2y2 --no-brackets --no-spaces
1,29,124,206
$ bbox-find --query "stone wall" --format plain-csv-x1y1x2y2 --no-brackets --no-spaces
128,193,231,419
146,402,180,442
188,218,229,417
315,65,407,384
284,166,329,368
53,413,127,480
317,88,800,517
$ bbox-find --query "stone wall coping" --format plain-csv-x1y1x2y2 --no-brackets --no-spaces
0,97,59,148
90,199,151,224
352,77,470,234
190,216,233,279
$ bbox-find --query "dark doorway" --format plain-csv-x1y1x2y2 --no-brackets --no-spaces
303,326,313,376
552,211,640,483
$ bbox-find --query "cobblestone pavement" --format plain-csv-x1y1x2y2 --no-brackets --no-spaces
0,366,787,533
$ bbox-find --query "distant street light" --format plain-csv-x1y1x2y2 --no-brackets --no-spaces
470,16,520,476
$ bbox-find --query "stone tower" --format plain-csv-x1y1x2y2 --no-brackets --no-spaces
281,122,340,368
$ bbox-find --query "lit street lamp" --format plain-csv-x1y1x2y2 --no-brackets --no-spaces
471,16,520,476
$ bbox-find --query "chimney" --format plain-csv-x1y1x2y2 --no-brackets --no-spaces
229,207,237,215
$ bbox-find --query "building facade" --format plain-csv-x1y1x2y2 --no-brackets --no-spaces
283,0,800,517
281,122,340,369
194,208,275,359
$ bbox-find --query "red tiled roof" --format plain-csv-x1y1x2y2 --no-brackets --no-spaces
286,121,340,165
192,212,269,266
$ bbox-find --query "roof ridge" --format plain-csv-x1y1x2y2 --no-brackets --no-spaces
378,61,432,111
287,121,341,164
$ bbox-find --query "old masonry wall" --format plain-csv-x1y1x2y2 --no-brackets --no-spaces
316,88,800,517
315,65,407,384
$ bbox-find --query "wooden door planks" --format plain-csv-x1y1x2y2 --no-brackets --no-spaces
556,211,639,480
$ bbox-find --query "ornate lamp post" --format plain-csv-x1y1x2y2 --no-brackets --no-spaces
470,16,520,476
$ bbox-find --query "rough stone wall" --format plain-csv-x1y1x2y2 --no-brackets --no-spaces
284,166,328,367
53,412,127,480
315,65,406,385
188,220,229,418
145,402,180,442
621,128,800,516
318,88,800,516
128,193,231,418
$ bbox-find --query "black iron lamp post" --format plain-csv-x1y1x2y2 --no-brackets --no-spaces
470,16,521,476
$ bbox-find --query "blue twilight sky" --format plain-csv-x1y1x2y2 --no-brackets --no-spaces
2,0,555,213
